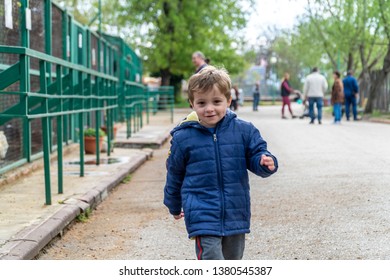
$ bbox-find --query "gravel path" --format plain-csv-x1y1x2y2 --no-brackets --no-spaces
39,106,390,260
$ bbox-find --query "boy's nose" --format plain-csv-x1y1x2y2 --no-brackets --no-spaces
205,105,214,112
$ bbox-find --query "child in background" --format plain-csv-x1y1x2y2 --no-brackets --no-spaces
331,71,344,124
164,66,278,260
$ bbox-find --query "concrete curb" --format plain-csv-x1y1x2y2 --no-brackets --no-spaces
0,150,153,260
115,128,172,149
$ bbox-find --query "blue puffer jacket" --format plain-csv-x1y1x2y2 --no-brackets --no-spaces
164,110,278,238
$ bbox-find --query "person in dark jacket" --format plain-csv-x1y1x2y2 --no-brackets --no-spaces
331,71,344,124
281,72,297,119
253,82,260,111
164,66,278,260
343,70,359,121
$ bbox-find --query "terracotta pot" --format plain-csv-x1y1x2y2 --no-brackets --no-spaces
84,136,103,154
101,125,118,139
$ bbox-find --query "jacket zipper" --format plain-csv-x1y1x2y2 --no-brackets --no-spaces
213,132,225,236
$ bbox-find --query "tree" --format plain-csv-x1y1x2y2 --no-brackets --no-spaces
57,0,96,26
302,0,390,113
104,0,252,88
268,29,330,89
364,0,390,113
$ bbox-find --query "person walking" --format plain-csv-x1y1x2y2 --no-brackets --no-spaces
281,73,296,119
253,82,260,111
303,67,328,125
343,70,359,121
230,85,239,111
331,71,344,124
192,51,208,74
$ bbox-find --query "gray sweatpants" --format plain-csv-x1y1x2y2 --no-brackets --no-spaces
194,234,246,260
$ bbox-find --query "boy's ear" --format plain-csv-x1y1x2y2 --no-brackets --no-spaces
227,97,232,106
189,99,194,108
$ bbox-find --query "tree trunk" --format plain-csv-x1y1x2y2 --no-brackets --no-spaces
346,52,354,72
158,69,172,110
364,45,390,114
160,69,171,86
358,44,370,107
358,70,371,107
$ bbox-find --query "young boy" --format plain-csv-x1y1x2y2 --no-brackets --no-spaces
164,66,278,260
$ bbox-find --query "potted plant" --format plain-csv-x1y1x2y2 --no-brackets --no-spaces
84,128,106,154
101,123,119,139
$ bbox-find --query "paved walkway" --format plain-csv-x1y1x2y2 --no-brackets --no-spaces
38,104,390,260
0,111,179,259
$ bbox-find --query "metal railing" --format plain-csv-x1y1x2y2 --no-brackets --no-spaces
0,45,119,205
123,82,174,138
0,0,174,205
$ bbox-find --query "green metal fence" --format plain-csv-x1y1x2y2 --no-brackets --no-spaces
0,0,174,205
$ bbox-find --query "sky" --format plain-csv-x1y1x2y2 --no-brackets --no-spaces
245,0,308,45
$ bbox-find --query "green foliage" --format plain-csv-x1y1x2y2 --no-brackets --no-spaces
300,0,388,73
104,0,253,81
121,174,132,184
174,97,191,108
57,0,95,26
76,208,92,223
84,128,106,137
255,0,390,92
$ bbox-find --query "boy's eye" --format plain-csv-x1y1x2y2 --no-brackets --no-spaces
197,102,205,105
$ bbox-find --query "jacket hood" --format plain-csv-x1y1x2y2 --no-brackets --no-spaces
171,109,237,135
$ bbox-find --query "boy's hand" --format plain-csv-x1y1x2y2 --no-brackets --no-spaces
173,212,184,220
260,155,275,171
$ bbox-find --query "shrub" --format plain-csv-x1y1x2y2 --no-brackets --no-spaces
84,128,106,137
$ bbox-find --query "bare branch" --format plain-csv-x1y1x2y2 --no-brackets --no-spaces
366,24,381,63
306,0,338,69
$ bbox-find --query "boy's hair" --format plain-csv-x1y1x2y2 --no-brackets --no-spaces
187,66,231,102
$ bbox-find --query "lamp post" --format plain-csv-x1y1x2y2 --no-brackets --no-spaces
270,56,278,105
257,37,267,101
259,36,267,58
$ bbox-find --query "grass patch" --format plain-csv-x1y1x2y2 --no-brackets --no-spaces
174,99,191,109
76,208,92,223
323,107,333,114
121,174,132,184
370,110,390,119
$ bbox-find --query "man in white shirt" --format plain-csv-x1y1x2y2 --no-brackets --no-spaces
303,67,328,125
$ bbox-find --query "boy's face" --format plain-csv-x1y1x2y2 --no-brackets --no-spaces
190,86,231,128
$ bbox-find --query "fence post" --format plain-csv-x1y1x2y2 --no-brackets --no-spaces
95,76,101,163
79,72,85,177
20,0,31,162
146,88,150,124
56,65,64,194
44,0,54,153
39,61,52,205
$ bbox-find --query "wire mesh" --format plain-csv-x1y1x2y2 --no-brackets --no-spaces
30,0,45,70
52,4,63,59
31,118,43,154
0,0,20,47
0,0,20,67
0,119,23,169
